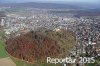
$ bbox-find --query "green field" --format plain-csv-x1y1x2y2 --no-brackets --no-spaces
0,40,8,58
86,61,98,66
0,31,5,38
0,31,8,58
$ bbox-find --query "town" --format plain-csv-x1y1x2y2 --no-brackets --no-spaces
0,5,100,66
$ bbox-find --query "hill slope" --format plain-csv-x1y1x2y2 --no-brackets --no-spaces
6,29,76,63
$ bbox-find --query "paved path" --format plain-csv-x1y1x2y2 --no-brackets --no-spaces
0,57,16,66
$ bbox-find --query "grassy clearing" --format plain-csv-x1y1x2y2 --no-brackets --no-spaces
0,31,5,38
0,31,8,58
0,40,8,58
86,62,97,66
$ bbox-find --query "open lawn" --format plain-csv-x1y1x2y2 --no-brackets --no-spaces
0,31,5,38
0,40,8,58
0,31,8,58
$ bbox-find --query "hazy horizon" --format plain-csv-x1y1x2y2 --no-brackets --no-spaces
0,0,100,4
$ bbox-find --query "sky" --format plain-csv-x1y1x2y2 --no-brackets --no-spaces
0,0,100,4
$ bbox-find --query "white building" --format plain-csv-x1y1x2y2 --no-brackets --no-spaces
0,18,5,26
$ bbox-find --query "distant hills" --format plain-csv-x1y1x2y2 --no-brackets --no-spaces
0,2,100,16
0,2,82,9
0,2,100,9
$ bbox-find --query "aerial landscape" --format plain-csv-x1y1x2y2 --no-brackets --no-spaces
0,0,100,66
